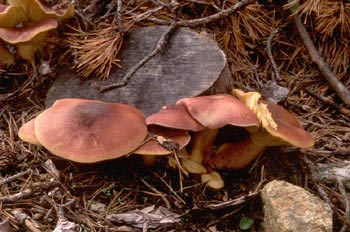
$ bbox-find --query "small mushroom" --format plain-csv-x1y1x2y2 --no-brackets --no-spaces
0,0,74,66
208,90,314,170
31,99,147,163
7,0,74,23
0,18,58,63
18,118,41,145
136,103,204,155
134,104,198,166
134,125,191,156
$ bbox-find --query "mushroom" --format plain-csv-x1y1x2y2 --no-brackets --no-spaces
145,103,205,131
0,18,58,63
177,94,260,163
208,89,315,170
133,125,191,156
134,103,201,166
19,98,148,163
0,0,74,67
135,103,205,155
18,118,41,145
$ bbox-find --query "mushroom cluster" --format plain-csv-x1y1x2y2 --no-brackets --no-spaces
0,0,74,68
18,90,314,189
134,91,314,188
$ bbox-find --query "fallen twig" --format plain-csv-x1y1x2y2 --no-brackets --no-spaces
205,191,260,210
11,209,41,232
304,87,350,115
117,0,123,34
294,16,350,105
267,24,288,81
0,169,31,186
141,178,171,208
206,206,243,227
187,0,221,11
0,189,32,203
0,181,60,203
150,0,252,27
96,21,177,92
153,172,186,206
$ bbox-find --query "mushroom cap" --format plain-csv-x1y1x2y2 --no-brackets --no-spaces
0,18,57,44
7,0,74,22
0,5,26,27
35,98,147,163
258,100,314,148
146,104,204,131
177,94,260,129
18,118,41,145
134,125,190,155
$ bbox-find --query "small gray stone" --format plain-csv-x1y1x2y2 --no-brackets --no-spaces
46,26,232,116
312,161,350,189
261,180,332,232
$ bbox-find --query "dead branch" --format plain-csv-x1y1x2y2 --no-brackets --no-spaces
267,24,288,81
205,191,260,210
11,209,41,232
0,181,60,203
117,0,123,33
304,87,350,115
294,16,350,105
0,189,32,203
0,169,31,186
152,0,252,27
141,178,171,208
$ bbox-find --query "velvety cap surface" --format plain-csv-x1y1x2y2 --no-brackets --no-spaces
146,104,204,131
177,94,260,129
18,118,41,145
134,125,190,155
35,99,147,163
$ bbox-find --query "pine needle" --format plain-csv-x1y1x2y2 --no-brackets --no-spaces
66,22,133,80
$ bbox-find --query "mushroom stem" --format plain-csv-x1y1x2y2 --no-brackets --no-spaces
190,128,219,163
141,155,159,166
208,136,266,170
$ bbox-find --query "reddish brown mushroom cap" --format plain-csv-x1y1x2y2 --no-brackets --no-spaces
134,125,190,155
34,99,147,163
177,94,260,129
18,118,41,145
146,104,204,131
259,100,315,148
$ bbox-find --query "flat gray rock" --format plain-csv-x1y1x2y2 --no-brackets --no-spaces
46,26,232,116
